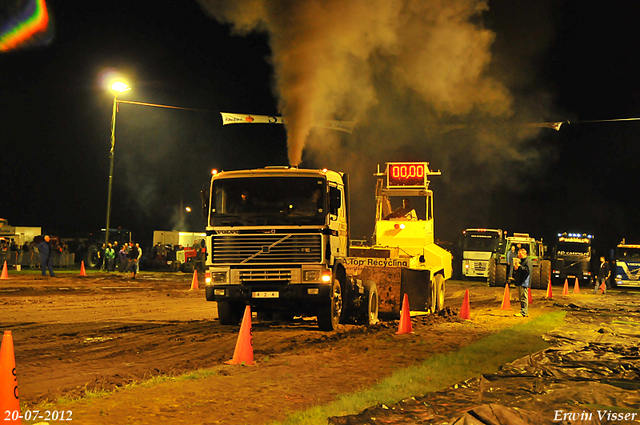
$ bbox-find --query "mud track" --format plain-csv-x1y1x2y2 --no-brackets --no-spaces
0,272,561,424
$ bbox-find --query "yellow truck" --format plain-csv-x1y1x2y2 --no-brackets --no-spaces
347,162,452,317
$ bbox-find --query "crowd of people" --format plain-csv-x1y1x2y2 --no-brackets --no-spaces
94,241,142,278
0,236,69,268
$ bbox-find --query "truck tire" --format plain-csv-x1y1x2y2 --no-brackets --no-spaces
217,301,244,325
531,266,541,289
435,274,446,312
540,260,551,289
496,264,507,288
428,277,437,313
487,259,496,287
317,278,343,331
361,280,379,325
86,245,100,269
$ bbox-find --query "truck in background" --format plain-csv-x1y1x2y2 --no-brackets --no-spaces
614,240,640,287
551,232,593,285
460,228,503,279
347,162,452,317
488,232,551,289
203,166,377,330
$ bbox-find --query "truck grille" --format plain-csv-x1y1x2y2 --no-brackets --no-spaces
238,269,294,282
212,233,322,265
474,262,486,271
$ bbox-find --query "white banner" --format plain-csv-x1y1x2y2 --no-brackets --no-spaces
220,112,355,134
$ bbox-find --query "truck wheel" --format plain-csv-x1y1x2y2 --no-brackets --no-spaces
531,266,541,289
217,301,244,325
317,278,343,331
487,259,496,287
496,264,507,287
540,260,551,288
429,278,437,313
362,280,379,325
435,274,446,312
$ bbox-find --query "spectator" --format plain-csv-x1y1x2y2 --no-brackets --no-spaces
105,243,115,272
513,248,532,317
118,244,128,272
594,256,611,294
37,235,56,277
128,242,139,279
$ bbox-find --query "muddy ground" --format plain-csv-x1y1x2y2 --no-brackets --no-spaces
0,271,629,424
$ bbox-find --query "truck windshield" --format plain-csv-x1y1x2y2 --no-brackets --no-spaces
556,242,590,257
617,247,640,259
461,233,501,251
210,177,327,226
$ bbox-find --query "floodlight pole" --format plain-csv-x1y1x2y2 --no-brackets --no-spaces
105,91,119,250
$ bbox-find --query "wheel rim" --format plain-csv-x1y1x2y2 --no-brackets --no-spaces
369,291,378,324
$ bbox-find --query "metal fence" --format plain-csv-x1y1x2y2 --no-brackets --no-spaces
0,251,75,268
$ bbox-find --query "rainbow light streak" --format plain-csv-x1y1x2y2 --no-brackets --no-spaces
0,0,50,52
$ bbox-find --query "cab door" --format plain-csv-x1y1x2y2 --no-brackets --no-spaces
328,184,347,261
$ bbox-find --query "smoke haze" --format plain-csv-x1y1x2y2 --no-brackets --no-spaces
197,0,557,240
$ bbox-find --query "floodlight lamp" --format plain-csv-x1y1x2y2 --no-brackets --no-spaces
111,81,131,93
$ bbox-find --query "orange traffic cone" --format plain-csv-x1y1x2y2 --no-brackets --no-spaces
500,284,511,310
226,306,255,365
0,331,20,423
1,261,8,280
546,281,553,300
396,293,413,334
189,270,199,291
573,277,580,294
80,261,87,277
528,286,533,304
562,279,569,296
459,289,471,320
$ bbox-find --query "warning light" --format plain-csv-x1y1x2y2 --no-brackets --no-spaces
394,223,406,230
212,169,218,175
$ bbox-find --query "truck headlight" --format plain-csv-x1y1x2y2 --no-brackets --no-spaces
303,270,321,281
211,271,228,283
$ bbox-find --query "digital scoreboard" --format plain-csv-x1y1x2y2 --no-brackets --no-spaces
386,162,428,188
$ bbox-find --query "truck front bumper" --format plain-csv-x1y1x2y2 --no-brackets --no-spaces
206,283,332,309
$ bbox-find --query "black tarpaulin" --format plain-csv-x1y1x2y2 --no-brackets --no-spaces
329,300,640,424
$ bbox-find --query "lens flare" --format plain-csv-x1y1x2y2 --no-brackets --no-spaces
0,0,51,52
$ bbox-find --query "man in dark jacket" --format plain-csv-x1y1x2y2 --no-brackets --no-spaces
127,242,139,279
513,248,532,317
37,235,56,277
594,256,611,294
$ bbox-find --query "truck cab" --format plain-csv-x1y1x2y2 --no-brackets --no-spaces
204,166,377,330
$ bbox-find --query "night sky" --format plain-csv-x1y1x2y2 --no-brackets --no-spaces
2,0,640,256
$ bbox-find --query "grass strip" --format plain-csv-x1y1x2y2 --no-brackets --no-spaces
273,310,566,425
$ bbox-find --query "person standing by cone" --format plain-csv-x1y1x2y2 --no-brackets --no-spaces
593,256,611,294
513,248,531,317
